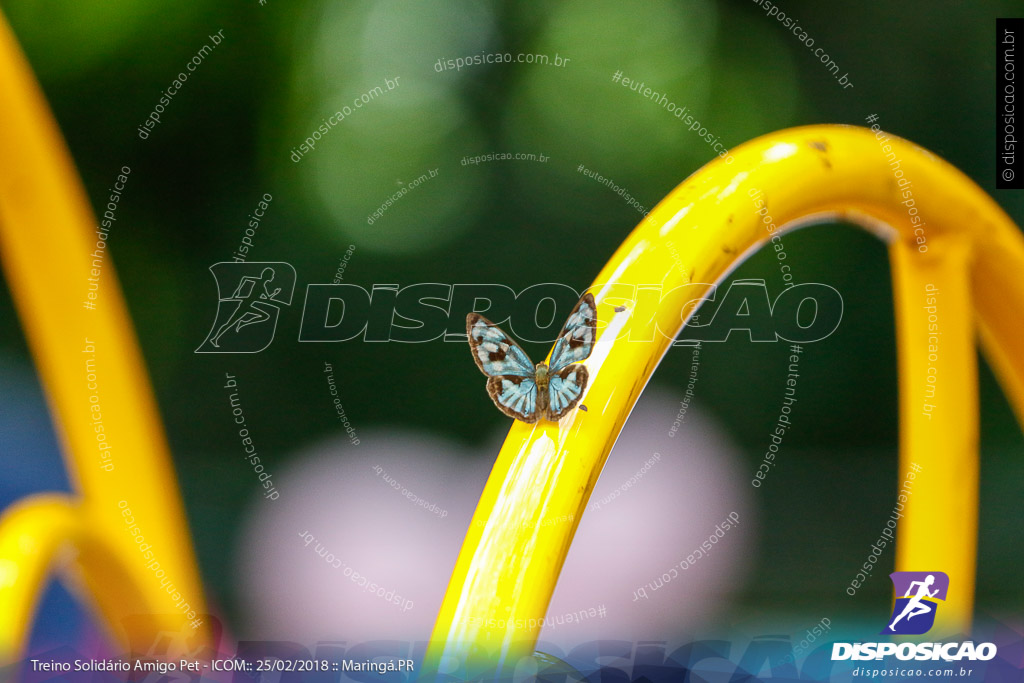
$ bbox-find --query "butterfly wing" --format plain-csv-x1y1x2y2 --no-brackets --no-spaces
467,313,539,422
486,376,540,423
549,293,597,373
467,313,535,377
547,364,589,420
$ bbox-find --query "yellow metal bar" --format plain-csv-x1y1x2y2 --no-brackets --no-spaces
0,10,210,665
0,496,83,657
426,125,1024,675
891,238,978,637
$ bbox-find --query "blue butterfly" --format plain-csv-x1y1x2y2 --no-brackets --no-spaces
467,293,596,423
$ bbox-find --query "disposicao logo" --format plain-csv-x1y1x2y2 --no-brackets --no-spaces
196,262,295,353
832,571,997,662
882,571,947,635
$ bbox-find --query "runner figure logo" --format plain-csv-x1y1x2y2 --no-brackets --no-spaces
196,262,296,353
882,571,950,635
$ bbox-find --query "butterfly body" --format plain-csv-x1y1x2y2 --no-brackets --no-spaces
467,293,596,423
535,362,561,419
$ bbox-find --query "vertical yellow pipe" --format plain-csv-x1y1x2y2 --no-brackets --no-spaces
891,238,978,635
0,11,209,664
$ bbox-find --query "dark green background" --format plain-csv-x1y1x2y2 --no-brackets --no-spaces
2,0,1021,630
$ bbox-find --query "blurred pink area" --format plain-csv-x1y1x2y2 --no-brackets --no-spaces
235,387,752,647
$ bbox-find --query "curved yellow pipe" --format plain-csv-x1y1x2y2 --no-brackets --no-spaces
0,496,84,658
426,124,1024,675
0,495,167,659
0,11,210,664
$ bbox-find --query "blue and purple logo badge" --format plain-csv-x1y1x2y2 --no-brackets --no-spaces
882,571,950,635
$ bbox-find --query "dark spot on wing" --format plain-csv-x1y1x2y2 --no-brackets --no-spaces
488,348,506,362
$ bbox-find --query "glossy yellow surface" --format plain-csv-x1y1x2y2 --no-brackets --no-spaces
0,12,210,665
425,125,1024,674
